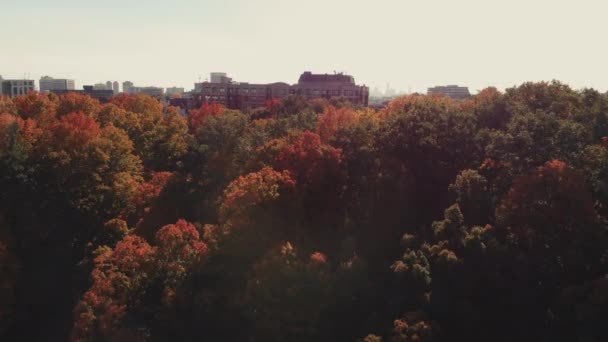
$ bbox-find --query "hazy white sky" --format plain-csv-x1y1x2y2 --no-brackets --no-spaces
1,0,607,93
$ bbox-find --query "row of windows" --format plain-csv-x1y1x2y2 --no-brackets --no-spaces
207,95,267,101
304,89,360,96
202,87,363,97
9,86,35,96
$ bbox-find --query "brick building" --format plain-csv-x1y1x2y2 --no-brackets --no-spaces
196,71,369,110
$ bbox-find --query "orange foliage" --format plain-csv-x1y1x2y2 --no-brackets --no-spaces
56,92,101,117
0,113,41,149
317,105,359,141
219,167,295,224
110,94,163,114
0,96,17,115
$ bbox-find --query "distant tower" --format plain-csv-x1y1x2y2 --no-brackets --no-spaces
105,81,112,90
122,81,134,94
112,81,119,94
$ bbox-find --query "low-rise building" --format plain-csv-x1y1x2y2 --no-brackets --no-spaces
1,79,36,97
165,87,185,96
39,76,75,92
93,83,108,91
427,85,471,100
136,87,164,97
50,85,114,103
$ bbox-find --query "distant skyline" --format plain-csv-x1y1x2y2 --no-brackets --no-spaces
2,0,607,94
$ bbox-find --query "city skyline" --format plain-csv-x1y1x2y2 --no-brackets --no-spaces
2,0,608,93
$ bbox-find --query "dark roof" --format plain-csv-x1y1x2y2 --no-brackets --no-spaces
298,72,355,85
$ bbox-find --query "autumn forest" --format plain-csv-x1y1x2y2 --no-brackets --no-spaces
1,82,607,341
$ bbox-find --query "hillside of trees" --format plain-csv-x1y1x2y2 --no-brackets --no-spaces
1,82,607,341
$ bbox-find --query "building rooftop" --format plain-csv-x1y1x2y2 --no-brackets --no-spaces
298,72,355,85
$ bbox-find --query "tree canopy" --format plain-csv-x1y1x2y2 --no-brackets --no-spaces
1,84,607,341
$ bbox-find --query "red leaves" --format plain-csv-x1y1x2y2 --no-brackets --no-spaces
189,103,225,131
309,251,327,265
272,131,342,188
543,159,567,172
156,219,208,274
264,98,281,108
13,92,57,124
246,131,345,223
498,159,597,241
104,235,156,271
73,219,207,341
479,158,498,171
264,98,282,117
120,172,173,226
49,112,101,150
72,235,155,341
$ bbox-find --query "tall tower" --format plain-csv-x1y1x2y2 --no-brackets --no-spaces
106,81,112,90
112,81,119,94
122,81,134,94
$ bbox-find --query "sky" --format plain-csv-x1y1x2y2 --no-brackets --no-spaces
1,0,607,94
